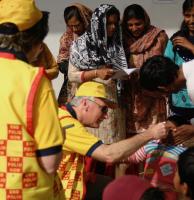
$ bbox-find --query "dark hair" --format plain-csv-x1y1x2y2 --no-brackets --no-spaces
0,23,19,35
20,11,49,53
183,0,194,13
106,6,120,20
140,187,165,200
177,147,194,199
139,55,179,91
122,4,150,35
0,23,22,52
64,6,82,24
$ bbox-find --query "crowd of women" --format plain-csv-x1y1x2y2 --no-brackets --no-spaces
32,0,194,199
48,0,192,172
56,3,168,145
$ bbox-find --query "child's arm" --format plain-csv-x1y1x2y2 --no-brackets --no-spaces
122,146,146,164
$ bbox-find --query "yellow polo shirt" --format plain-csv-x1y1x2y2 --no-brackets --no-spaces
58,105,103,200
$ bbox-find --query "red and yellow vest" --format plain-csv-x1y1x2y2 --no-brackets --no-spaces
0,52,61,200
58,106,100,200
58,108,86,200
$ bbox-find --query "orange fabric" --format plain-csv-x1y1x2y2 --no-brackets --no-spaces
58,107,100,199
26,67,44,137
0,52,16,59
124,26,168,68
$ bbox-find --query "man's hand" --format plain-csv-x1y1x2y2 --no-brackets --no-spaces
147,122,167,140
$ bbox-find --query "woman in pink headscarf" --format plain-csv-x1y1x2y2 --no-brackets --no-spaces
122,4,168,135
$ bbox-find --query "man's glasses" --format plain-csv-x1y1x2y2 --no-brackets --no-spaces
87,99,108,114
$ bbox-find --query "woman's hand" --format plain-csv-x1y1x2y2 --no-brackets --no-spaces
172,36,194,54
96,67,115,80
165,120,177,131
171,124,194,146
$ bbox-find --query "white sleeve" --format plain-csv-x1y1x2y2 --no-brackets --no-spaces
68,61,82,83
183,60,194,103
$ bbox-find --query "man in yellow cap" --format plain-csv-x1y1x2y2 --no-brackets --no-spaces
0,0,63,199
58,81,168,200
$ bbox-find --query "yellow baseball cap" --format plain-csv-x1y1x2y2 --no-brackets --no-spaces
75,81,117,108
0,0,42,31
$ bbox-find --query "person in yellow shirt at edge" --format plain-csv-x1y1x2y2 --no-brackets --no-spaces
27,12,59,80
18,11,59,80
58,81,169,200
0,0,64,199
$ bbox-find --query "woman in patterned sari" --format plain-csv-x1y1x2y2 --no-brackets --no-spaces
57,3,92,105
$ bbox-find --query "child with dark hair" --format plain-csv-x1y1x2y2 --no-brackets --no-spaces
139,54,194,147
174,147,194,200
140,55,194,105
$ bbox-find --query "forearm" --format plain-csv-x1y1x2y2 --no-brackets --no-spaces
124,146,146,163
45,67,59,80
68,61,97,83
92,132,153,163
81,69,97,81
